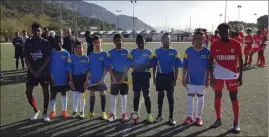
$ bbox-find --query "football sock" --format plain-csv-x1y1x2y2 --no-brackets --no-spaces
50,99,56,112
248,55,252,64
79,93,85,113
16,59,19,69
214,97,222,119
143,92,151,114
43,88,50,115
133,92,140,112
261,55,265,65
21,59,25,69
90,96,95,113
187,95,194,117
244,55,248,64
121,95,127,114
232,100,240,122
157,92,165,117
111,95,117,115
62,95,67,111
100,95,106,112
72,91,79,112
197,96,204,119
167,92,174,119
26,90,39,113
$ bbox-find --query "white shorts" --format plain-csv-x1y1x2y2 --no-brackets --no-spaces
186,84,206,95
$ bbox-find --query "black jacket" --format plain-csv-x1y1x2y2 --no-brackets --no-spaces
86,36,93,55
63,35,76,54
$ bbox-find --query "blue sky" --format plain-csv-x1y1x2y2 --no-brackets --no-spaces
87,1,268,31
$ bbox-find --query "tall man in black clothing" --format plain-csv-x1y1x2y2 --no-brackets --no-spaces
85,30,93,55
63,28,76,54
24,23,51,122
13,32,25,70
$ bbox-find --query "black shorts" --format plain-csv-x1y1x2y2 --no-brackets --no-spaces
88,83,107,91
50,85,69,93
111,70,129,95
73,74,86,93
14,50,24,59
26,71,50,87
156,72,175,92
132,71,151,93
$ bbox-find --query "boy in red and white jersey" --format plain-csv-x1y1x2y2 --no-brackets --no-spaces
209,23,243,133
250,30,263,66
210,30,220,44
258,25,268,67
243,29,253,67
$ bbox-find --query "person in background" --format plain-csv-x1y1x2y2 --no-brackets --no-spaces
41,27,49,40
63,28,76,54
48,31,56,50
12,32,25,70
85,30,94,55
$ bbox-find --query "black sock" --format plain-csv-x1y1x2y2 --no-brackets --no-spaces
21,59,25,69
167,92,174,119
16,59,19,69
157,91,165,117
42,87,50,115
143,91,151,114
133,92,140,112
90,96,95,113
100,95,106,112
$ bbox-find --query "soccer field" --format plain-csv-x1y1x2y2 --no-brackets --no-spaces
0,42,268,137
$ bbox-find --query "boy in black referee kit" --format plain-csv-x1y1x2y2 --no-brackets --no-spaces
152,33,183,125
130,34,154,123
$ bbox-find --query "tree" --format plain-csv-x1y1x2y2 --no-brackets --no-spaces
257,15,268,28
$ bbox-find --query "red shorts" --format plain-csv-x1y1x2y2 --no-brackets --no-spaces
213,79,239,91
244,45,252,54
251,48,259,53
259,45,266,52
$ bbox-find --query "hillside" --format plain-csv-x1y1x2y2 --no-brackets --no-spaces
1,0,115,37
45,0,154,31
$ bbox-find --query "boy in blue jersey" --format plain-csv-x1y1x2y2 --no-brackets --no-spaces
182,31,210,126
87,35,109,120
66,42,90,119
130,34,153,123
49,35,70,120
152,33,183,125
107,34,131,122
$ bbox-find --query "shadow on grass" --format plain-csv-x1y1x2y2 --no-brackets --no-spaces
0,73,27,86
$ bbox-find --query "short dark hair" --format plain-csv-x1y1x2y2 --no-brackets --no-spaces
246,28,252,32
54,35,61,43
22,30,26,33
136,34,144,41
74,41,83,48
43,27,48,31
93,35,101,41
217,23,231,30
214,30,219,33
85,30,90,35
194,30,204,35
234,31,239,36
113,33,123,41
32,22,41,29
161,32,170,39
202,29,207,32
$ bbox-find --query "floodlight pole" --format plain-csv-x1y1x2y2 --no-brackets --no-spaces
116,10,122,32
131,0,137,42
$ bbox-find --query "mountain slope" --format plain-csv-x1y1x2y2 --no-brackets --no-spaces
46,1,154,31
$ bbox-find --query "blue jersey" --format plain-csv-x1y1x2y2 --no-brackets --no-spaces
107,48,131,72
183,47,210,85
88,51,110,85
50,49,70,86
66,54,89,75
130,48,154,72
153,47,183,73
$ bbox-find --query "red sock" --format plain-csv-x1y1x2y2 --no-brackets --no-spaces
244,55,248,64
27,95,39,112
257,56,261,65
214,98,221,119
232,101,240,122
248,55,252,65
261,55,265,65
